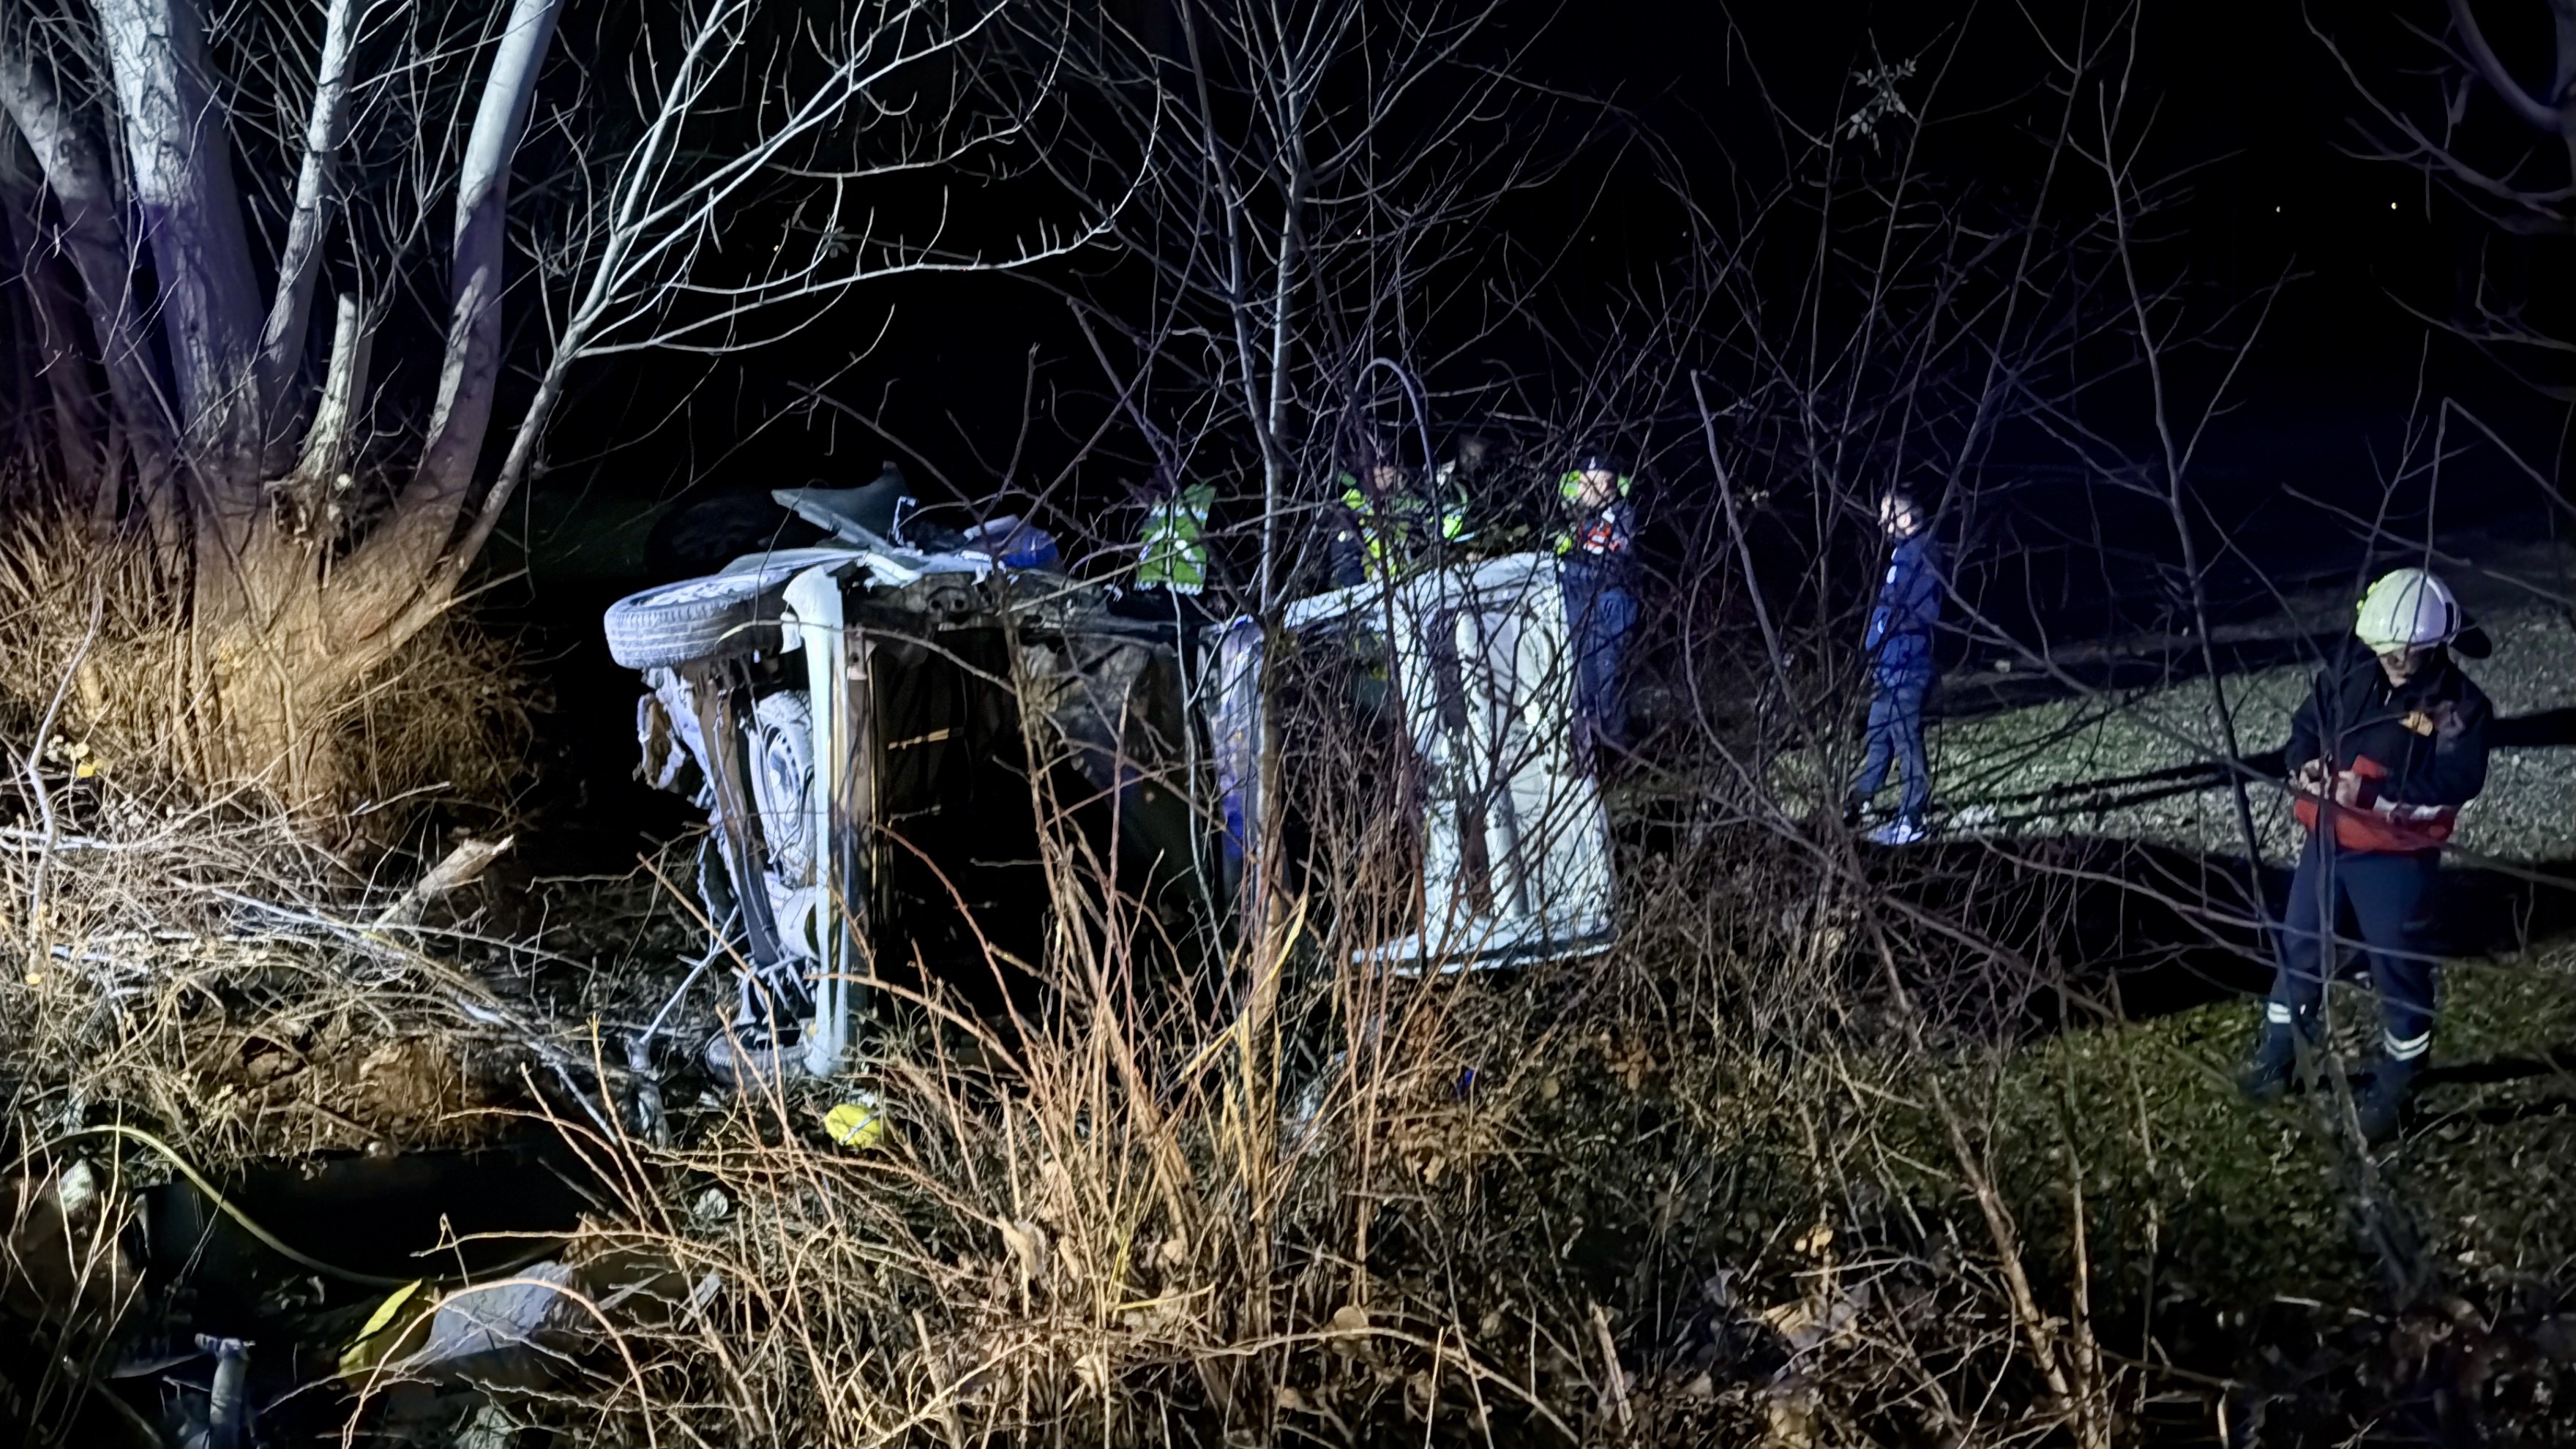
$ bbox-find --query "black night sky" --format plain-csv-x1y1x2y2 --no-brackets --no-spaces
491,0,2571,774
506,0,2566,583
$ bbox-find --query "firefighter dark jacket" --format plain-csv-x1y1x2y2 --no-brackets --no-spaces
2287,638,2492,853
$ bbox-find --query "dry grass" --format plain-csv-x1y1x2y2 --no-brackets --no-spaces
0,607,2198,1445
0,494,2564,1442
0,488,191,774
422,617,2575,1447
0,778,574,1172
2,757,2558,1445
0,486,533,828
383,834,2168,1448
334,614,539,826
321,673,2149,1448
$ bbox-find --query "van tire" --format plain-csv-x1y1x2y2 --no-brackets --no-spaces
604,567,799,668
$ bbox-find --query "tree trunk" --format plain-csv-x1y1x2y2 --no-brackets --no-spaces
94,0,559,814
94,0,265,484
0,50,179,536
0,0,980,821
365,0,565,595
195,560,338,796
0,142,108,505
252,0,361,471
186,296,394,808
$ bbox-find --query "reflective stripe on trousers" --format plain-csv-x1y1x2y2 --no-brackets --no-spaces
2267,831,2441,1059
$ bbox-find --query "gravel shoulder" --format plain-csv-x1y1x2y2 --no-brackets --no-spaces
1927,605,2576,865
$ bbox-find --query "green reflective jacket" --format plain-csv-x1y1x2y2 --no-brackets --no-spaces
1136,482,1215,594
1337,474,1467,581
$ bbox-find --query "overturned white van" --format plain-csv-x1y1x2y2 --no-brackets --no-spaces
605,486,1617,1082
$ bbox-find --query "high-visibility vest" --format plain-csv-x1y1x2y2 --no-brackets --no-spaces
1338,474,1467,580
1136,482,1214,594
1554,471,1633,556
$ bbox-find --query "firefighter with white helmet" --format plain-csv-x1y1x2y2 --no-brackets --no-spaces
2239,566,2493,1142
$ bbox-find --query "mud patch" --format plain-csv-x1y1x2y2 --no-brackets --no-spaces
190,1017,525,1156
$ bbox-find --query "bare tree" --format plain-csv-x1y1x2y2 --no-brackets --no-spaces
0,0,1099,810
2324,0,2576,427
2332,0,2576,237
997,0,1591,609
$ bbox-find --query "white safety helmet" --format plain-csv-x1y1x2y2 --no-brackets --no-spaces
2354,567,2460,654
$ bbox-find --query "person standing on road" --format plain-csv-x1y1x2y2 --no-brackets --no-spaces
1555,450,1638,761
2239,566,2493,1143
1846,490,1943,844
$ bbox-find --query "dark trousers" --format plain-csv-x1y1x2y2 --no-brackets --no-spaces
1562,561,1635,755
2267,832,2441,1058
1851,675,1931,823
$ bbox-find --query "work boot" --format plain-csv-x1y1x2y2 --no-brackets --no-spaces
2236,1019,2310,1104
2353,1053,2421,1145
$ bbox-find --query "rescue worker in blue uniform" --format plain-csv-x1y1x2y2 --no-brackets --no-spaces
1555,450,1636,760
1846,490,1942,844
2239,567,2492,1142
